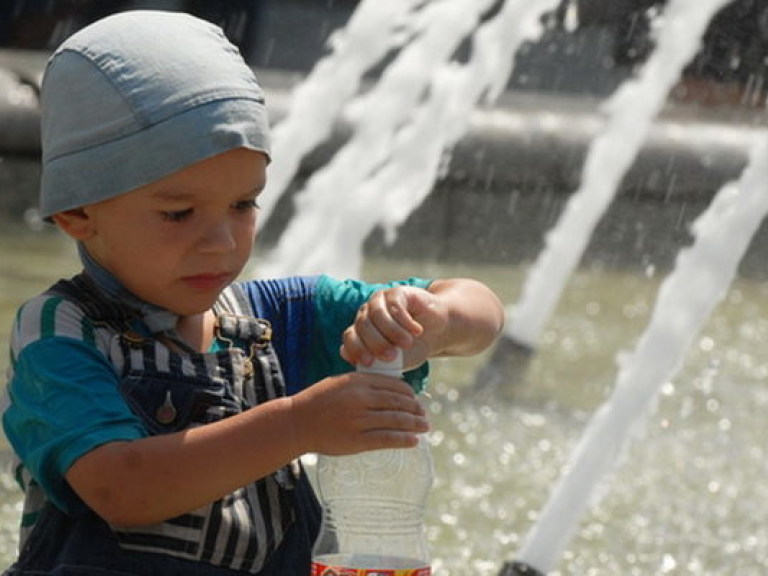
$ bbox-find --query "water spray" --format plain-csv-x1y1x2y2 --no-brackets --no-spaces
477,0,737,390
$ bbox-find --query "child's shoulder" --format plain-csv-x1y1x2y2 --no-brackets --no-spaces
15,289,87,327
231,275,322,308
12,285,98,352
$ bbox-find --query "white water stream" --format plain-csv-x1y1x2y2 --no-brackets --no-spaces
515,131,768,572
259,0,561,279
258,0,425,224
506,0,737,350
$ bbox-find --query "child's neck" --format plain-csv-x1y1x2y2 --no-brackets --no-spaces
176,310,217,352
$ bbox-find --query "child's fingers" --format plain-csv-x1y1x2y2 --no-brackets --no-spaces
340,286,445,366
348,316,410,359
354,290,423,351
367,383,426,417
340,307,406,365
293,374,429,455
344,397,429,452
360,428,425,450
364,408,429,433
340,323,373,365
373,288,424,337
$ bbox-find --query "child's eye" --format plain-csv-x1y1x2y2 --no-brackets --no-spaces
234,198,260,212
162,208,193,222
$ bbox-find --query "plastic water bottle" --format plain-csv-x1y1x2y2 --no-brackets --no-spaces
311,350,433,576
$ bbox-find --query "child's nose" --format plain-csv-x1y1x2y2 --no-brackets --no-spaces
199,219,236,252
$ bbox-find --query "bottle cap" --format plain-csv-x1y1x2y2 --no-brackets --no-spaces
358,349,403,376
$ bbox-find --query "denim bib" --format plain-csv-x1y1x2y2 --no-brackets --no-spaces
6,275,320,575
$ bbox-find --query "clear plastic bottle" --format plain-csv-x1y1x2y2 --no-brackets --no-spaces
311,350,433,576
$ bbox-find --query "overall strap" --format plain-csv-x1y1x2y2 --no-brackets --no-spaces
47,273,137,332
214,283,296,489
213,281,257,321
213,282,276,370
215,314,272,346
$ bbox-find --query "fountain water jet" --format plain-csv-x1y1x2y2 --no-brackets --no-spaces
257,0,425,225
500,130,768,574
258,0,561,280
481,0,738,390
259,0,496,278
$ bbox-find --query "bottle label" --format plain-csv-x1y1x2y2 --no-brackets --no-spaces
311,561,431,576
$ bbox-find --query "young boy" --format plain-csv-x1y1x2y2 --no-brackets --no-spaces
2,10,504,576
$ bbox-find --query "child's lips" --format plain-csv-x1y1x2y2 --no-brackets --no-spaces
181,272,233,291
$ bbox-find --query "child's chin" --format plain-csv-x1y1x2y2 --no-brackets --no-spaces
164,297,218,317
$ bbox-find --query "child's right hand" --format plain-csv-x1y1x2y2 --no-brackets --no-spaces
288,372,429,456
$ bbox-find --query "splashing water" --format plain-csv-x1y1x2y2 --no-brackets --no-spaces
259,0,495,278
258,0,561,279
506,0,737,350
258,0,425,224
514,131,768,573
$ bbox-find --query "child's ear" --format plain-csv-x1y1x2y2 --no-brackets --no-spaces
51,208,95,240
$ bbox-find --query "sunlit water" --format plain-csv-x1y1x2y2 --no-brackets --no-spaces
3,227,768,574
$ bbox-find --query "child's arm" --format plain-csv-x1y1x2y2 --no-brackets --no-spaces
64,277,501,528
66,370,427,527
340,277,505,370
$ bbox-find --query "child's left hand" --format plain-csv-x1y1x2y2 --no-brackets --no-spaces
340,285,448,371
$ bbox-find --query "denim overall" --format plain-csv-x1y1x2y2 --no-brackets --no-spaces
5,274,321,575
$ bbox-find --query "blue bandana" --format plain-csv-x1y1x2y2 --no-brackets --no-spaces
40,10,270,220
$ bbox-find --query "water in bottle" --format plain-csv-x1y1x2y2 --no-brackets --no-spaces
311,351,433,576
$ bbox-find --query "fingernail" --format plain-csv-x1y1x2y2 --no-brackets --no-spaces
381,348,398,362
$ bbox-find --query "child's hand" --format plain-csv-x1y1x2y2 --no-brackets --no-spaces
289,372,429,455
340,285,449,370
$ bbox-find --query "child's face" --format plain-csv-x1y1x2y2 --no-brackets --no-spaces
64,148,267,315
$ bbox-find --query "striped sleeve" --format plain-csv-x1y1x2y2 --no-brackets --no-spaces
3,295,147,513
